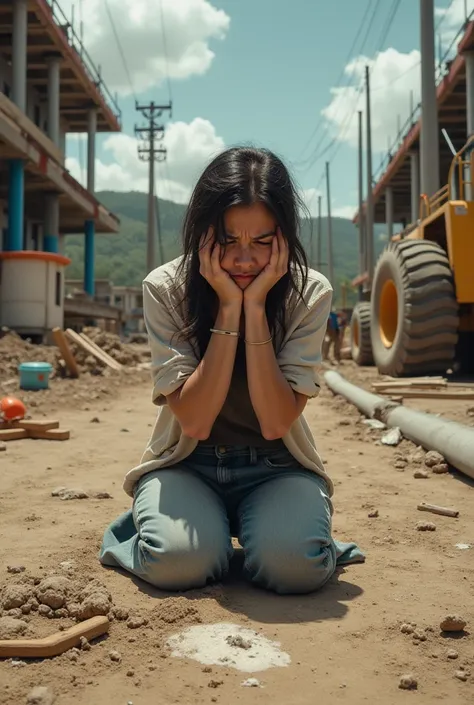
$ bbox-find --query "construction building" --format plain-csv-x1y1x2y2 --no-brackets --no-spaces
0,0,121,339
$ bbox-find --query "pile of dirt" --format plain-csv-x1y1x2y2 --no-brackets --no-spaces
81,327,150,367
0,330,59,384
0,328,150,386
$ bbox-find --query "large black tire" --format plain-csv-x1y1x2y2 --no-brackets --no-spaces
351,302,374,365
370,239,459,376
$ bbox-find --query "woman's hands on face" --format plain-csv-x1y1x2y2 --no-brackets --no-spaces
199,228,243,309
243,228,289,308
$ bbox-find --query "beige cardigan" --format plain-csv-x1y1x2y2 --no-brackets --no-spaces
123,256,334,497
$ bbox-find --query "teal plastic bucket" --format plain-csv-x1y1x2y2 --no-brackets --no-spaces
18,362,53,391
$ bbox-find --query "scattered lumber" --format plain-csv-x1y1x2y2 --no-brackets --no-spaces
0,418,69,442
417,502,459,518
52,327,79,378
377,389,474,400
65,328,122,371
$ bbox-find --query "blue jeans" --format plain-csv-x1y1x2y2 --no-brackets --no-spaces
99,446,364,595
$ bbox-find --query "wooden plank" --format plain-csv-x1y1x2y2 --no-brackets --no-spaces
0,428,28,441
52,327,79,378
79,332,122,370
65,329,120,370
29,428,70,441
373,379,447,390
378,389,474,400
0,420,60,432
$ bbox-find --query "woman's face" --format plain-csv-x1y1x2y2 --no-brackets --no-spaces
219,202,277,289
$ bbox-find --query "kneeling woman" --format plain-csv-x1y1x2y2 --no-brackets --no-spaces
100,147,364,594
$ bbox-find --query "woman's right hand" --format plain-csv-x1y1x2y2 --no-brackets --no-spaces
199,230,243,308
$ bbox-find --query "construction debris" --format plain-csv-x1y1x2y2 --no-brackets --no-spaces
0,419,69,443
417,502,459,518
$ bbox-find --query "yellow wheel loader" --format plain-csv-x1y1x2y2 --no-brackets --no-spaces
351,136,474,376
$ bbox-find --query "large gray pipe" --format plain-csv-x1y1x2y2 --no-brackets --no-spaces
324,370,474,480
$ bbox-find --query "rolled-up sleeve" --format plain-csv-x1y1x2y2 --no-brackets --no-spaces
277,285,333,398
143,280,198,406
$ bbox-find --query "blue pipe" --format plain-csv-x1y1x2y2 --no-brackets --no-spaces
44,235,59,253
84,219,95,296
7,160,24,250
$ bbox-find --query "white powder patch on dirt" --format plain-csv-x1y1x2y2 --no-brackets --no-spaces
166,622,291,673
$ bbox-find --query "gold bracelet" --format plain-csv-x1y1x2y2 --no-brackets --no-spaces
210,328,240,337
244,336,273,346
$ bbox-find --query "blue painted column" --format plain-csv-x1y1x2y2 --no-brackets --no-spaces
84,219,95,296
7,159,25,251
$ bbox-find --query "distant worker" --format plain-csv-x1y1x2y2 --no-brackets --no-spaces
99,146,364,595
323,309,342,363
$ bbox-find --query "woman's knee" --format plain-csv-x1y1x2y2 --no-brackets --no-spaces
137,529,229,591
245,534,336,595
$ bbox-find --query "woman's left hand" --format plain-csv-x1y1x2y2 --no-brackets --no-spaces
243,228,289,307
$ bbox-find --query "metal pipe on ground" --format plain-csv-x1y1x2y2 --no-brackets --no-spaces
324,370,474,481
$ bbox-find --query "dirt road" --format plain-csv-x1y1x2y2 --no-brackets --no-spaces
1,363,473,704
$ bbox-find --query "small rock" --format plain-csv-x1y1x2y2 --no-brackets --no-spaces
440,615,467,632
241,678,261,687
400,623,415,634
120,428,130,433
412,629,427,641
51,487,89,501
425,450,445,468
0,616,28,638
414,469,430,479
26,686,56,705
368,509,379,518
38,605,53,618
394,460,406,471
127,615,148,629
79,636,91,651
54,608,69,619
67,649,79,662
94,492,113,499
113,607,129,621
109,650,122,663
416,521,436,532
447,649,458,660
127,668,135,677
226,634,252,649
399,674,417,690
7,565,26,574
90,417,100,423
208,680,223,688
432,463,449,474
2,584,32,610
455,670,468,682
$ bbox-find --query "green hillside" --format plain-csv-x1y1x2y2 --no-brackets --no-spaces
65,191,388,306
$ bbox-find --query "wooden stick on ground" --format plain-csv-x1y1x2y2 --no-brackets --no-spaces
0,616,109,659
52,327,79,378
417,502,459,518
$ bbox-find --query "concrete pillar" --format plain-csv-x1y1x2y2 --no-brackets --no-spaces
84,220,95,296
84,108,97,296
465,51,474,137
12,0,27,111
420,0,440,197
7,160,25,251
43,194,60,253
46,56,61,145
385,186,394,238
410,151,420,223
87,108,97,193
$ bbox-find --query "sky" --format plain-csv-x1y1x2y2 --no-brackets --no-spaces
63,0,470,220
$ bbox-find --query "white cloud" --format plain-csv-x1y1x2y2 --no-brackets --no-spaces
66,117,225,201
333,205,357,220
59,0,230,95
321,48,421,154
436,0,474,48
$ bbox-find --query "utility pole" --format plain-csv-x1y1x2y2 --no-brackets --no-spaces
135,101,172,273
325,161,334,286
420,0,440,197
365,65,374,287
357,110,364,301
317,194,322,271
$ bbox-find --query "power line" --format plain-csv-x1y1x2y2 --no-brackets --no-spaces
103,0,137,101
296,0,377,162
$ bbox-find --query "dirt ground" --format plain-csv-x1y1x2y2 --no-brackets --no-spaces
0,360,473,704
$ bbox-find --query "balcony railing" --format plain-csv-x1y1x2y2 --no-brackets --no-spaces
44,0,121,125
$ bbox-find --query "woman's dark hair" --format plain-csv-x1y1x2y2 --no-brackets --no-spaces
176,146,309,356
